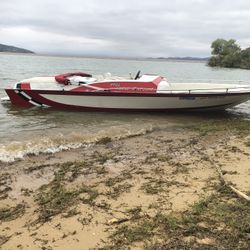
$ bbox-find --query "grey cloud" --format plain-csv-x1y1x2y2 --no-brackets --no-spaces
1,0,250,57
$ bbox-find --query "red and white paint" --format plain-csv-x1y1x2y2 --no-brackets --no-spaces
4,72,250,112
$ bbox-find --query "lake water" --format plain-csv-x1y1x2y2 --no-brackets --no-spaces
0,53,250,162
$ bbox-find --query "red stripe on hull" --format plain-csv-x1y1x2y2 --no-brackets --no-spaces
5,88,249,112
32,90,250,97
5,89,33,107
6,89,236,112
16,89,250,97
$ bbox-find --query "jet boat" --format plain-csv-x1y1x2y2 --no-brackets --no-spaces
3,71,250,111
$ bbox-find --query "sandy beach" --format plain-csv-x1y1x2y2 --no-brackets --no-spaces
0,119,249,249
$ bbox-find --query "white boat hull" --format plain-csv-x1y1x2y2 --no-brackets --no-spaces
5,88,250,111
40,93,250,110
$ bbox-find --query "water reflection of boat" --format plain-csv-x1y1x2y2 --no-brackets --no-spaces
3,71,250,111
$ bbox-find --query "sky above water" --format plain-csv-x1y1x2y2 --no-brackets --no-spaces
1,0,250,57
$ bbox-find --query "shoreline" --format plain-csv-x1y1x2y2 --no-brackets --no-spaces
0,120,250,249
0,52,208,63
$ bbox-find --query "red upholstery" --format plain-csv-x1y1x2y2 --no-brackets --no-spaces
55,72,92,85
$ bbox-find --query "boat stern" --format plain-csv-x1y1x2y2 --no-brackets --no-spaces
5,88,33,107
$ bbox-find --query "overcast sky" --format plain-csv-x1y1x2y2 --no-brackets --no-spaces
1,0,250,57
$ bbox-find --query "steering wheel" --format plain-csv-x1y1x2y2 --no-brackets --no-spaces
134,70,141,80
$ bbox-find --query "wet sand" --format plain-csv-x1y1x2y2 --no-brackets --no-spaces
0,119,249,249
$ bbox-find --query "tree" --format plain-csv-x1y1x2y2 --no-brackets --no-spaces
208,56,220,67
209,39,243,68
221,53,241,68
211,39,241,56
240,48,250,69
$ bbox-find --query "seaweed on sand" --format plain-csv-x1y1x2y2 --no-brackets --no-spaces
102,184,250,250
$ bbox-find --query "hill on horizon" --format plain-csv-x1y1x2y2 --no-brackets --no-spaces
155,56,210,61
0,43,34,54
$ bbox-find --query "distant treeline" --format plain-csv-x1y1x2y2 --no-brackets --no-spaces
208,39,250,69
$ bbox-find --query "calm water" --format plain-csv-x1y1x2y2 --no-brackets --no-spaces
0,54,250,162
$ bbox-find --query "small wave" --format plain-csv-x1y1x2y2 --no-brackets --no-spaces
228,101,250,118
0,125,156,163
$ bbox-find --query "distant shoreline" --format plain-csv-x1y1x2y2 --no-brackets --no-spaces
0,52,36,56
0,52,208,63
0,43,209,62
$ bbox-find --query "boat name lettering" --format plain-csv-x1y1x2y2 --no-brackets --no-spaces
111,83,121,87
179,96,196,100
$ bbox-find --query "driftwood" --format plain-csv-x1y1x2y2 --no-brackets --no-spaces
228,185,250,202
209,157,250,201
201,151,250,202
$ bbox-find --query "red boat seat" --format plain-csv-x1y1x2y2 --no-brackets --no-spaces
55,72,92,85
